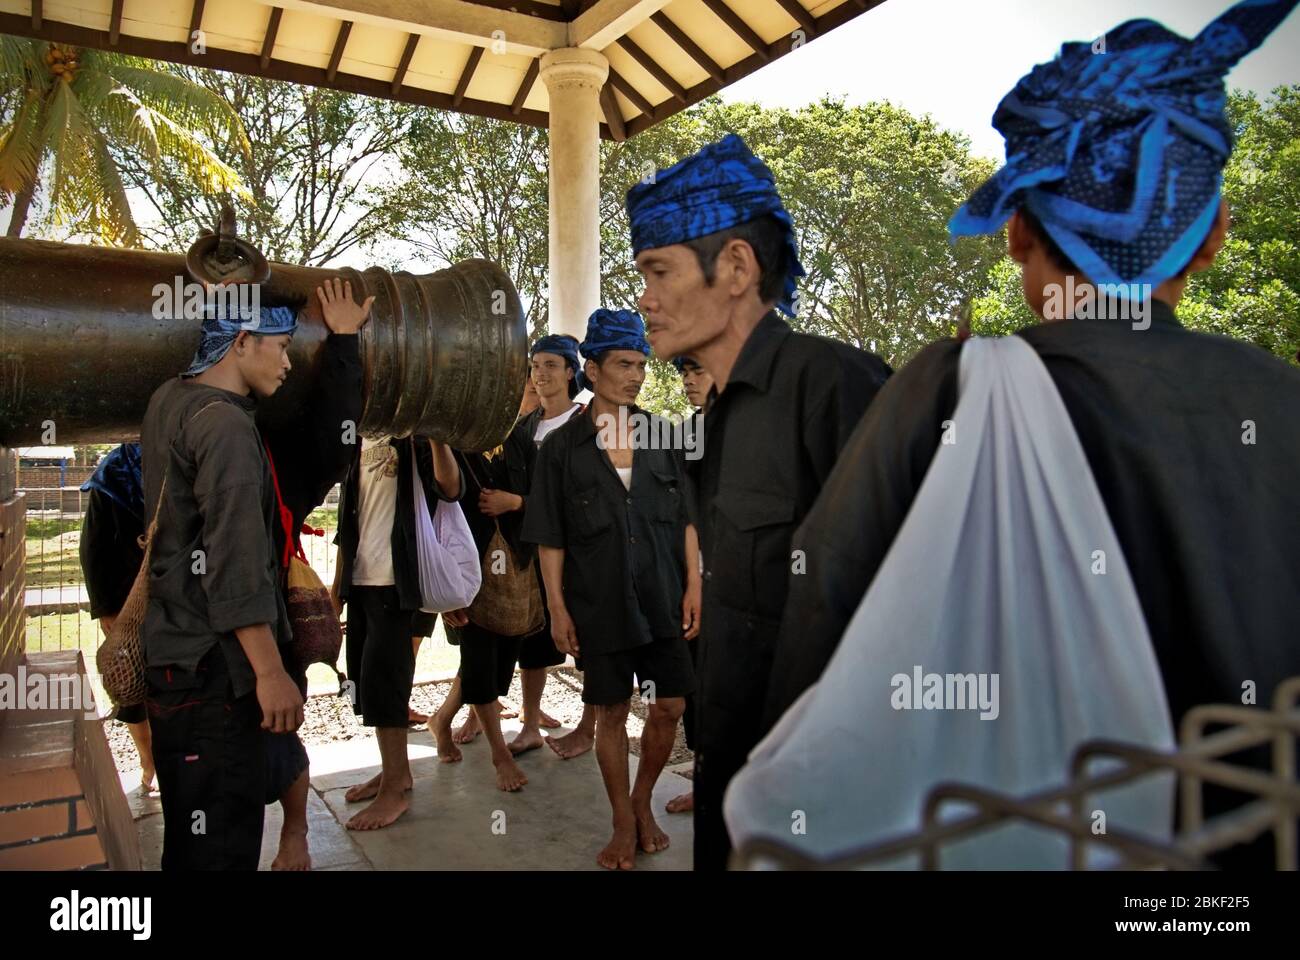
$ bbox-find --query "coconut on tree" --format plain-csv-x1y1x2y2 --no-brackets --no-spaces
0,37,250,243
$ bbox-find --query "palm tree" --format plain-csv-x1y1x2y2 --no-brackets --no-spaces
0,37,250,243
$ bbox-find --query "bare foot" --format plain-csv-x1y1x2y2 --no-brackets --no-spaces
665,790,694,814
545,727,595,760
597,820,638,870
272,829,311,870
538,709,562,729
498,699,520,720
494,757,529,792
408,706,429,726
346,791,410,830
453,711,481,744
344,772,382,803
634,806,671,854
507,728,544,755
344,772,412,802
432,722,463,763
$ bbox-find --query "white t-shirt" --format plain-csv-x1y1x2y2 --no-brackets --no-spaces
533,403,581,448
352,436,398,586
615,466,632,491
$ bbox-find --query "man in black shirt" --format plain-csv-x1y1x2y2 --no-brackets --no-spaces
142,298,304,871
523,308,701,870
80,444,153,791
764,2,1300,869
626,135,892,870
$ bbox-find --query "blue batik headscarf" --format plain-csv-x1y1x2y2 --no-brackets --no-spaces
80,442,144,523
181,301,299,377
531,334,584,395
949,0,1299,292
626,133,805,316
579,309,650,361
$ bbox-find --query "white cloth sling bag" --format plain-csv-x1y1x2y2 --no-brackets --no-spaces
411,455,482,613
724,335,1175,869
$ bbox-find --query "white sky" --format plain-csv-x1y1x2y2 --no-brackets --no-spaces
723,0,1300,160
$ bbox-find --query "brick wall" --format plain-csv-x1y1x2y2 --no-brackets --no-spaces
0,651,140,870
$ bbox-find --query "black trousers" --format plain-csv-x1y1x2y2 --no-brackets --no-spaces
147,646,266,871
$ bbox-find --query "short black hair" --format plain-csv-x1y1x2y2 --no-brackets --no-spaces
1019,207,1199,280
1018,208,1079,275
682,215,795,307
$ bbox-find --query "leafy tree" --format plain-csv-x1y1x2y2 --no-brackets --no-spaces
118,69,412,266
0,36,245,243
372,111,551,331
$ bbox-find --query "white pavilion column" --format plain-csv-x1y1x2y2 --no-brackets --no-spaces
539,47,608,340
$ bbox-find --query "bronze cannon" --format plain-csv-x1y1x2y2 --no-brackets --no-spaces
0,232,527,451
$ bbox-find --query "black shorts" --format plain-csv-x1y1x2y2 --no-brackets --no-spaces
411,611,437,638
345,585,418,728
116,702,147,725
518,625,564,670
146,646,266,871
581,636,696,706
455,621,523,705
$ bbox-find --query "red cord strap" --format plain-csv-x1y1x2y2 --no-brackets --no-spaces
263,442,306,569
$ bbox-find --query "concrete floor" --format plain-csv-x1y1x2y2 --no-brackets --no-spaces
129,719,694,871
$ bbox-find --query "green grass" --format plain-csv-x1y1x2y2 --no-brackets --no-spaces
24,520,85,590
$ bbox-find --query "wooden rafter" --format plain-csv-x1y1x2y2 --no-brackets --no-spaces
615,34,686,103
326,20,352,82
259,7,282,69
390,32,419,95
511,57,540,115
453,45,483,107
651,11,723,84
600,81,626,141
700,0,770,62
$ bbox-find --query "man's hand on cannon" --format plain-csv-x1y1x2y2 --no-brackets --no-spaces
317,277,375,335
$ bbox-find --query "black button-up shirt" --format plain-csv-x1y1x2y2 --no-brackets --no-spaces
693,311,891,766
521,404,693,656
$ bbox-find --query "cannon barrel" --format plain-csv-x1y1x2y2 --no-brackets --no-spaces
0,237,527,451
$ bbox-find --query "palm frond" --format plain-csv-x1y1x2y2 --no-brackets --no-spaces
0,37,41,88
87,129,139,244
99,58,250,157
0,88,47,194
39,79,98,224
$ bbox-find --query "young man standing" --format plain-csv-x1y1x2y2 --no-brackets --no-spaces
664,356,712,817
627,134,893,870
448,335,576,751
763,0,1300,870
523,309,701,870
334,433,462,830
142,301,303,871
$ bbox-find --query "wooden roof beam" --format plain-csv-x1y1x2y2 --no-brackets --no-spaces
600,81,626,141
614,34,685,103
571,0,672,50
390,31,419,95
510,57,539,115
452,45,483,107
109,0,123,44
773,0,817,38
607,67,656,119
260,7,282,68
273,0,563,57
700,0,770,62
650,11,723,84
326,20,352,81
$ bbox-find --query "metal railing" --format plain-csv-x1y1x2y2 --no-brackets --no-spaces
732,676,1300,870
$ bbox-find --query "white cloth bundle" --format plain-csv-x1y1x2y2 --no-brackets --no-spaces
724,335,1175,869
411,456,482,613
